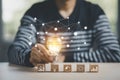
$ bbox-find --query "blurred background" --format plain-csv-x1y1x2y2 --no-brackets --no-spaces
0,0,120,62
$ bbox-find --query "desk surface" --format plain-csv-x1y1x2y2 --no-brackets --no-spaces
0,62,120,80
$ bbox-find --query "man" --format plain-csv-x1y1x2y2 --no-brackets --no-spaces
8,0,120,66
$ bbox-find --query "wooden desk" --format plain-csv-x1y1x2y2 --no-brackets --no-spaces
0,62,120,80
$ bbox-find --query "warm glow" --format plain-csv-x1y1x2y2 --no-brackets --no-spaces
46,35,62,56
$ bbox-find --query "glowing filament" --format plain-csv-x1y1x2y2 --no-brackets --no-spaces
46,36,62,56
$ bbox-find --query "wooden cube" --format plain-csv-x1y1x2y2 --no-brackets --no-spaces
77,64,85,72
89,65,99,73
51,64,59,72
64,64,72,72
37,64,45,72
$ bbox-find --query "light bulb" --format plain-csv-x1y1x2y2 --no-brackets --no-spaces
46,35,62,56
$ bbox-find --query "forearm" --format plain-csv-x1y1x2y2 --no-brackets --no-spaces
7,15,37,66
74,47,120,62
87,15,120,62
8,44,33,66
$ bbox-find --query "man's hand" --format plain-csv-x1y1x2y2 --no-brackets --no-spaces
30,44,54,66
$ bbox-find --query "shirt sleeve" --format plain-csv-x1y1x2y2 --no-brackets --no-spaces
91,14,120,62
75,5,120,62
7,15,37,66
91,5,120,62
7,2,46,66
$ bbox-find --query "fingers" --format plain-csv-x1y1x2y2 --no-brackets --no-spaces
34,44,53,61
31,47,50,63
36,44,50,55
30,44,54,66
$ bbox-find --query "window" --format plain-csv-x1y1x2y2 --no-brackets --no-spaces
2,0,44,41
2,0,118,41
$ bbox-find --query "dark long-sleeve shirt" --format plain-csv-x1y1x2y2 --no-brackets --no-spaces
8,0,120,66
